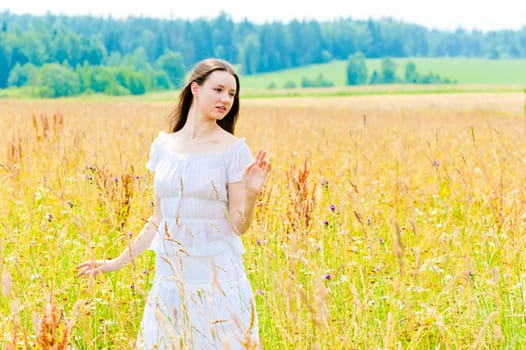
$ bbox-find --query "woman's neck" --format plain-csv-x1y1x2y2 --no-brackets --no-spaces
181,107,220,139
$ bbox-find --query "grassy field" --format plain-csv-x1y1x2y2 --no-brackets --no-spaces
1,91,526,348
240,57,526,90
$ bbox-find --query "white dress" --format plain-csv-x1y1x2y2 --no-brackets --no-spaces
137,131,260,349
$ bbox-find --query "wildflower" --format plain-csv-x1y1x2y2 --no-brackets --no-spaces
113,176,119,182
330,204,336,212
256,289,264,295
322,220,329,226
256,240,262,245
67,200,74,208
46,213,53,222
130,283,135,290
432,160,440,167
467,270,475,281
142,269,148,275
325,274,331,280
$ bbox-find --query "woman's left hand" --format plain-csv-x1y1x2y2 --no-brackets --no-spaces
243,148,271,195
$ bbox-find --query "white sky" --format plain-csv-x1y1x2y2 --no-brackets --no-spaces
0,0,524,32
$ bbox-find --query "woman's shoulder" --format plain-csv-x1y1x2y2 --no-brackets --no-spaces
220,132,248,154
202,129,248,155
152,130,168,143
217,129,243,146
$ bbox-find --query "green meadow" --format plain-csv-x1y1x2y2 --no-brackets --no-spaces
240,57,526,90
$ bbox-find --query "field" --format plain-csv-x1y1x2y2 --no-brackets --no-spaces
1,91,526,349
240,58,526,90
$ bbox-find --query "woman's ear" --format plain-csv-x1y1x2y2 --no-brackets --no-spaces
190,81,199,96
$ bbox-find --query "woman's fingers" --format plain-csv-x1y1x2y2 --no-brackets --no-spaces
263,159,271,173
75,260,104,278
254,148,267,164
253,148,270,170
75,261,93,270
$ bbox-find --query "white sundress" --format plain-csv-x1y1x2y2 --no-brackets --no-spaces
137,131,260,349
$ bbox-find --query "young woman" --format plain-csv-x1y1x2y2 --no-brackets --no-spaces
76,58,270,349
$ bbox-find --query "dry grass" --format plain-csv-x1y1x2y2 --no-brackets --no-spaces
1,92,525,349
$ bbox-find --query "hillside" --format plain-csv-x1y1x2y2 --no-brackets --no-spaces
241,58,526,90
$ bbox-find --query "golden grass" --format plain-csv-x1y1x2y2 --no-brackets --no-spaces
1,92,525,349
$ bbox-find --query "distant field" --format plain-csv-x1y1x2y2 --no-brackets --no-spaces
240,58,526,90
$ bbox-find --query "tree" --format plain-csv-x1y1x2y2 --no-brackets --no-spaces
155,50,186,88
240,34,260,75
126,71,146,95
152,70,171,90
380,57,397,83
7,62,36,87
301,74,334,88
0,34,9,88
346,52,368,85
369,70,380,84
88,66,116,93
122,47,151,70
78,36,107,66
34,63,81,97
404,61,419,83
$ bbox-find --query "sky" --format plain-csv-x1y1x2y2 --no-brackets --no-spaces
0,0,524,32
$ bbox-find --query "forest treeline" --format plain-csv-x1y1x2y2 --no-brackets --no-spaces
0,11,525,96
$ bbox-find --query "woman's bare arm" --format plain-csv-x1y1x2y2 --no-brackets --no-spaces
228,149,270,235
76,195,162,277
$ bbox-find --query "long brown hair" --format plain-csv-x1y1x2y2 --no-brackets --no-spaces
168,58,240,134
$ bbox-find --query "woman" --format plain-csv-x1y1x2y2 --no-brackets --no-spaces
76,58,270,349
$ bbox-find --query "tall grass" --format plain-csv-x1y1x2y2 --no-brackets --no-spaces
1,92,525,349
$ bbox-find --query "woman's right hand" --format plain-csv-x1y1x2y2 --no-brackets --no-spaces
75,259,121,278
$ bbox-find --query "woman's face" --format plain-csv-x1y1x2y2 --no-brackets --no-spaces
192,70,237,121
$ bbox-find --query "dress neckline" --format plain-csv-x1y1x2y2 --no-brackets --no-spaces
158,132,246,159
